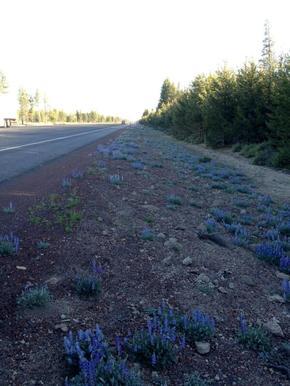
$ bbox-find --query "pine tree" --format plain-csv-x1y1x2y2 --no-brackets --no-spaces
260,20,275,71
157,79,178,109
0,71,8,94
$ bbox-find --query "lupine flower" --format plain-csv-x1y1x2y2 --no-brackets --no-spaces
282,279,290,301
239,314,248,335
151,352,157,366
280,256,290,272
255,241,286,265
0,233,20,255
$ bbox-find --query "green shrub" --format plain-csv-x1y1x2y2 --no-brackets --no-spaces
253,143,275,166
75,275,101,298
232,143,242,152
17,285,52,309
184,372,209,386
272,146,290,169
238,323,271,352
240,143,260,158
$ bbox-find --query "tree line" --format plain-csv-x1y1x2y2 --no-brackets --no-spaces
17,88,121,124
141,21,290,168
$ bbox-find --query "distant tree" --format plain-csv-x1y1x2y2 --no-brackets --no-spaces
260,20,276,72
0,71,8,94
268,54,290,166
18,88,30,124
157,79,178,109
142,109,149,118
234,62,268,143
203,67,237,147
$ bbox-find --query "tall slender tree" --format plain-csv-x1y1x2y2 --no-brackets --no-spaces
0,71,8,94
18,88,30,124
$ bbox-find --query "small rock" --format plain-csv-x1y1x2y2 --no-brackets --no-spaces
218,286,228,294
241,275,255,287
162,256,172,266
175,225,186,231
264,318,284,337
54,323,69,333
157,232,166,240
164,238,182,251
229,282,235,289
196,273,211,284
16,266,27,270
195,341,210,354
182,256,193,266
268,294,285,304
276,271,290,281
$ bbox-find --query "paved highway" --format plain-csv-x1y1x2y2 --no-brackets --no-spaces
0,124,124,182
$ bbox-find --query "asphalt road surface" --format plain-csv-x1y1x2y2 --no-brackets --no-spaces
0,124,124,183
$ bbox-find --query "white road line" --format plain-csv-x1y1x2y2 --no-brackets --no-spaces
0,126,118,153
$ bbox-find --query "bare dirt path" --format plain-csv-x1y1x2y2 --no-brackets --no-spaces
178,141,290,203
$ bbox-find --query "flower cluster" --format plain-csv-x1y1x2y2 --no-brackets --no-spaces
75,261,103,298
238,314,271,352
211,208,233,225
255,241,286,265
2,201,15,214
282,279,290,301
62,177,72,189
179,309,215,343
109,174,123,185
71,169,84,179
0,233,20,256
64,325,143,386
125,314,183,369
204,218,217,234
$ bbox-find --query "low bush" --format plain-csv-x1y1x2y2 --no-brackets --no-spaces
125,317,183,369
17,285,52,309
178,310,215,343
2,202,15,214
64,325,143,386
272,146,290,169
238,315,271,352
255,242,285,265
75,262,102,298
166,194,182,206
183,372,209,386
0,233,20,256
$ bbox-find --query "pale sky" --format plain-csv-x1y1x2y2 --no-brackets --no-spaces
0,0,289,120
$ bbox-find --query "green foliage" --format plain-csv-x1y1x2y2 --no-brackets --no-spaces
57,210,82,233
141,24,290,169
75,275,101,298
36,240,50,249
238,326,271,352
17,285,52,309
157,79,179,109
184,372,209,386
0,241,15,256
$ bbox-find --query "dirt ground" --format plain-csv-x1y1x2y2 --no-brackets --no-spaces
0,125,289,386
186,142,290,202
